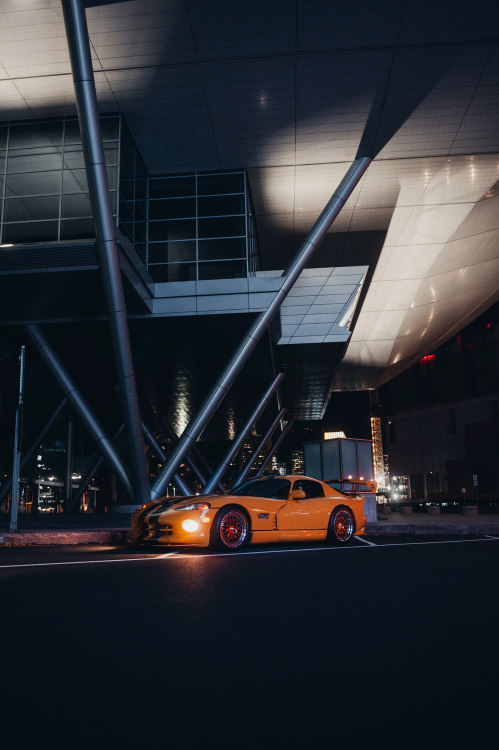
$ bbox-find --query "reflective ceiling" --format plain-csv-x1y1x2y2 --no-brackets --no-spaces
0,0,498,391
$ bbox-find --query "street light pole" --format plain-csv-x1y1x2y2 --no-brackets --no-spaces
10,346,25,532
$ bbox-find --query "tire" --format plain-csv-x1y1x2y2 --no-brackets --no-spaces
211,507,249,551
327,507,355,544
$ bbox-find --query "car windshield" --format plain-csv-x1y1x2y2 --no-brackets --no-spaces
229,477,291,500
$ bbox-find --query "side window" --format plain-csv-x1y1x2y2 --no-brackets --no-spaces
293,480,324,499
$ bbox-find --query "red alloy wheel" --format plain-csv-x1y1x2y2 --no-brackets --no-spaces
332,509,354,542
219,510,248,549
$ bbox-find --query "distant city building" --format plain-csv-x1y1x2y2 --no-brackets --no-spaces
370,416,386,491
271,457,287,475
291,449,304,474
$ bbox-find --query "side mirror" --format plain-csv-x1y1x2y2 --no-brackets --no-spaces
290,489,306,500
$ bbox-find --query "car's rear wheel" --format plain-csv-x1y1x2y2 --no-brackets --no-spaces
327,507,355,544
211,507,248,551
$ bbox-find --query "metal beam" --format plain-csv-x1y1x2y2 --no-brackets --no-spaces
232,407,287,488
26,325,132,497
62,0,150,505
0,398,67,506
64,408,74,504
204,373,285,494
159,417,225,493
141,421,190,497
256,421,294,477
151,156,371,499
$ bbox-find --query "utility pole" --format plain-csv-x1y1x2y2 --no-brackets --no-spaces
10,345,26,532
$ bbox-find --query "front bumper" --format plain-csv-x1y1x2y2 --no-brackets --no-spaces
131,510,212,547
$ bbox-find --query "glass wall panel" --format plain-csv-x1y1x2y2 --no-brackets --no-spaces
198,237,245,261
6,171,61,197
198,259,247,280
60,218,94,240
8,121,63,149
61,193,92,219
148,219,195,243
148,197,195,220
4,221,59,243
148,241,196,264
197,172,244,195
7,150,63,174
0,114,120,245
149,175,195,199
4,196,60,221
198,216,245,239
198,194,244,216
149,262,196,282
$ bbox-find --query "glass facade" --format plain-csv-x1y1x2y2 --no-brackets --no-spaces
146,169,259,282
0,114,260,281
0,115,119,244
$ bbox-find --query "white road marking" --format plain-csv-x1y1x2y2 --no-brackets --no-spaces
0,556,163,570
354,535,377,546
484,535,499,540
0,536,497,570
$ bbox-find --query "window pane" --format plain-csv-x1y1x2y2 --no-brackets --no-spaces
60,218,94,240
7,149,62,174
61,193,92,218
9,121,63,149
63,120,82,145
148,218,195,243
120,179,135,201
197,172,244,195
198,259,246,280
148,197,195,220
5,170,61,197
0,127,7,150
198,237,245,260
149,262,196,282
198,194,244,216
4,196,60,221
119,200,134,222
148,240,196,263
62,169,88,194
100,116,120,141
62,147,85,170
3,221,59,243
148,175,195,199
198,215,245,238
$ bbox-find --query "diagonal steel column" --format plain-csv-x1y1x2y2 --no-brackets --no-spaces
0,398,67,505
151,156,371,499
26,325,132,496
232,407,287,488
256,420,294,477
141,421,190,497
204,373,285,494
159,417,225,492
62,0,149,505
64,408,74,504
67,425,124,513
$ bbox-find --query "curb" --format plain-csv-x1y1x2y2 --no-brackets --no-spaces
366,523,499,536
0,529,129,547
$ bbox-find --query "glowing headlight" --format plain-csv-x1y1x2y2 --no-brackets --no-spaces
175,502,211,511
182,519,199,532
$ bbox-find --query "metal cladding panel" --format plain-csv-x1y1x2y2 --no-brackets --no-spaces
302,442,322,479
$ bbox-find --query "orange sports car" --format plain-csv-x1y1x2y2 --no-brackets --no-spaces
130,474,368,551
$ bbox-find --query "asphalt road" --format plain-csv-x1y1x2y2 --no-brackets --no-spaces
1,535,498,749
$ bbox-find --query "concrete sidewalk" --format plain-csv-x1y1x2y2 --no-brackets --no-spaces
1,509,499,546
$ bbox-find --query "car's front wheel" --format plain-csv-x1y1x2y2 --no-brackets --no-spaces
327,507,355,544
211,507,249,551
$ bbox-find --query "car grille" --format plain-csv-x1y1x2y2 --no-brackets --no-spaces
148,517,173,535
